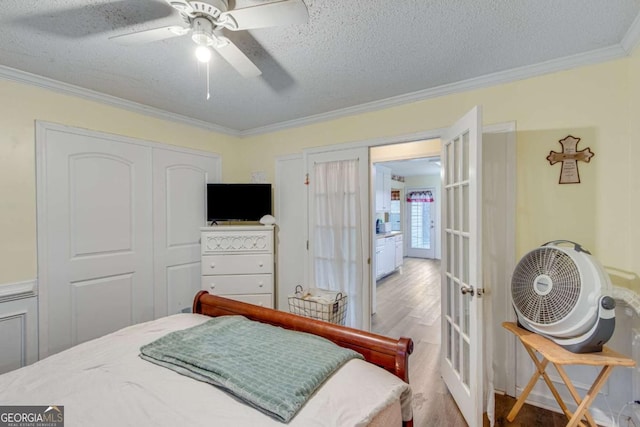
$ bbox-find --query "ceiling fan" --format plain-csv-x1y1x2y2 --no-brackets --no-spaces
110,0,309,78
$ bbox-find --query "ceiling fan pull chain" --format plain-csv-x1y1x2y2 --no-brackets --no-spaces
206,61,211,100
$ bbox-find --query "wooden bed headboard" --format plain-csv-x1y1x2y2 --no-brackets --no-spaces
193,291,414,383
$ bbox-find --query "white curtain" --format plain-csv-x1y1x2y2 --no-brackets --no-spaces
312,159,362,328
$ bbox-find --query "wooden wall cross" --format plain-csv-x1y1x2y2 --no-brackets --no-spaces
546,135,594,184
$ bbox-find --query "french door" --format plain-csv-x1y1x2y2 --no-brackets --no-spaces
440,106,484,427
305,147,370,330
406,187,437,259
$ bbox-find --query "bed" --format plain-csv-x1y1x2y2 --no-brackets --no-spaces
0,291,414,426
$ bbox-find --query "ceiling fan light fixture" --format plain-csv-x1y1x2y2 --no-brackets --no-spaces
191,17,214,46
195,45,212,63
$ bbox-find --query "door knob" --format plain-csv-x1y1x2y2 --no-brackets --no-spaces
460,285,474,296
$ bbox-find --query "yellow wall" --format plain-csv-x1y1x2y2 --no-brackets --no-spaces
240,49,639,285
629,48,640,290
0,80,242,284
2,46,639,291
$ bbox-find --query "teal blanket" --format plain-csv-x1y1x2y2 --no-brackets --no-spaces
140,316,363,422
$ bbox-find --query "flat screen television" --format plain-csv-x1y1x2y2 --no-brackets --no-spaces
207,183,272,222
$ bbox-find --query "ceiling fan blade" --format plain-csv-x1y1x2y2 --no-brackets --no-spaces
214,38,262,78
164,0,195,16
220,0,308,31
109,26,189,45
10,0,176,38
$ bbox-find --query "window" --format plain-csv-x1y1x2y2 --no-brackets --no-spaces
407,190,434,249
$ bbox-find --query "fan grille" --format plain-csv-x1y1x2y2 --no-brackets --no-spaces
511,247,581,324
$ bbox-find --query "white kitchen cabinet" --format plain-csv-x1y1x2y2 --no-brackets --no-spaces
394,234,403,268
375,165,392,212
383,236,396,275
376,233,403,280
375,238,385,279
201,225,274,308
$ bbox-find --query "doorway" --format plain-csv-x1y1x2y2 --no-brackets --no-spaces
371,152,442,317
274,121,516,426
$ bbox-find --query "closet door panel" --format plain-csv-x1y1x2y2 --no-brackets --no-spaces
38,124,153,358
153,148,220,317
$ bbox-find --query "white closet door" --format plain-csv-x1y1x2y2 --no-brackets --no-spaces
153,148,220,318
37,124,153,358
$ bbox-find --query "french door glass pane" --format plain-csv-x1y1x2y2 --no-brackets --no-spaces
463,184,469,232
447,321,453,361
454,137,460,183
410,202,431,249
463,237,469,284
446,143,454,185
454,235,460,285
463,339,470,387
453,186,460,230
454,328,460,373
446,276,453,317
463,131,470,181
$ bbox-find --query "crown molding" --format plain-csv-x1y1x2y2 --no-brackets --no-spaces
0,31,636,140
621,11,640,54
0,65,239,137
239,44,628,137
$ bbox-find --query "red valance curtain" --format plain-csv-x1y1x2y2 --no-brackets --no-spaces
406,190,434,203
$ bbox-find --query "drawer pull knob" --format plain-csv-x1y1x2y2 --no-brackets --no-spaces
259,283,264,288
258,262,263,267
210,285,216,290
210,263,215,269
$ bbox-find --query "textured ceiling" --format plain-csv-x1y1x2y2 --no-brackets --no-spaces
0,0,639,134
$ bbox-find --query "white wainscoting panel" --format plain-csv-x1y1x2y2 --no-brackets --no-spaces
0,293,38,374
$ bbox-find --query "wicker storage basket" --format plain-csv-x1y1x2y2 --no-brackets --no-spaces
288,285,348,325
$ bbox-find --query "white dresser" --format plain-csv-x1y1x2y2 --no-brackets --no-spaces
200,225,274,308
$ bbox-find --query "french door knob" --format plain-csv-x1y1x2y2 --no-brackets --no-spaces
460,285,474,296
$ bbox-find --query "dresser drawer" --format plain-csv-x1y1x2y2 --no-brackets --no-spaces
202,229,273,254
201,274,273,295
220,293,273,309
202,254,273,275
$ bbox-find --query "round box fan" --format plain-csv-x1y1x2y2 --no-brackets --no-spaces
511,240,616,353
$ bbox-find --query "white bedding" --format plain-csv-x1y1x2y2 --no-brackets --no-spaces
0,314,411,426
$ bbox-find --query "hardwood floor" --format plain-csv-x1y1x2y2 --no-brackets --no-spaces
372,257,568,427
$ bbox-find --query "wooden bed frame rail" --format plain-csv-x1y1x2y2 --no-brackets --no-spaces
193,291,414,383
